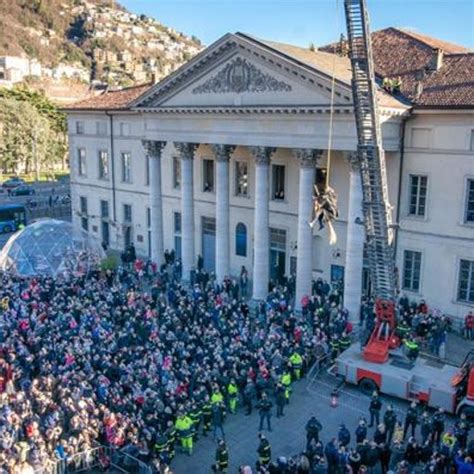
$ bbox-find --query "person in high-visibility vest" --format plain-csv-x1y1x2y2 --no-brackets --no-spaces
227,379,238,414
211,385,224,406
201,395,212,436
165,420,176,461
280,369,292,402
189,403,202,441
289,350,303,380
154,432,169,464
175,412,194,456
329,336,340,361
404,337,419,362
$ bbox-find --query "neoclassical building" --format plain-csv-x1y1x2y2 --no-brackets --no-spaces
65,28,474,321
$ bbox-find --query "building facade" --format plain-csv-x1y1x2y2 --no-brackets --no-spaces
65,30,474,321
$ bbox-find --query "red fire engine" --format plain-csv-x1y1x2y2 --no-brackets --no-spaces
335,0,474,416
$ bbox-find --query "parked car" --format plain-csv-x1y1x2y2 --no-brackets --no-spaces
10,185,35,196
2,177,25,189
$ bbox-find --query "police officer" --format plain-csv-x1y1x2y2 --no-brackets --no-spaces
403,402,418,439
368,392,382,428
420,411,433,444
355,418,367,444
257,433,272,468
306,416,323,450
242,379,255,416
383,405,397,444
215,439,229,473
454,413,470,449
257,392,273,432
432,408,445,446
274,382,286,418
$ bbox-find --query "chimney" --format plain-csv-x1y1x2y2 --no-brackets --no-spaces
429,48,444,71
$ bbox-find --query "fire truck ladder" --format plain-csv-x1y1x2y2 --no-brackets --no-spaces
344,0,397,362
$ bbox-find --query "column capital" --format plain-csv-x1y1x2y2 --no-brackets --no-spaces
293,148,323,168
346,151,361,171
249,146,276,166
174,142,199,160
142,140,166,158
212,144,236,162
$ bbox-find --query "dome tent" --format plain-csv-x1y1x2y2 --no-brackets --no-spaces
0,219,105,277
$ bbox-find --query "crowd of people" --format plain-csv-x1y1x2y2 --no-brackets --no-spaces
0,250,471,474
0,255,350,474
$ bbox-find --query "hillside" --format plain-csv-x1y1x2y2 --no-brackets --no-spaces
0,0,203,92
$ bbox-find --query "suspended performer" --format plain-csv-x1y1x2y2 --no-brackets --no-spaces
309,186,339,245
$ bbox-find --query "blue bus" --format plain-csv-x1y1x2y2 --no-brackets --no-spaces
0,204,26,234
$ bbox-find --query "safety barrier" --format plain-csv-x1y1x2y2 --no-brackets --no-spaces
34,445,153,474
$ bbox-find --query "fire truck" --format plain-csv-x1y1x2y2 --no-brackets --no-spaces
335,0,474,416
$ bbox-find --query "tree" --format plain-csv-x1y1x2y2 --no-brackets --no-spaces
309,42,316,52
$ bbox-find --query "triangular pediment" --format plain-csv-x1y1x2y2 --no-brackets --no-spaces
133,33,354,109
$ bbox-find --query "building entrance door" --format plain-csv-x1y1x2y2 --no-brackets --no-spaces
270,227,287,284
202,216,216,273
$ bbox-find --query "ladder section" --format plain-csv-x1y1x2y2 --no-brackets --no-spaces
344,0,396,301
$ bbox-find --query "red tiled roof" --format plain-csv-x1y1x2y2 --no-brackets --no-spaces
321,27,473,108
65,83,152,111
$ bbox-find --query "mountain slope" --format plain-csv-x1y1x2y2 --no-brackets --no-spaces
0,0,203,87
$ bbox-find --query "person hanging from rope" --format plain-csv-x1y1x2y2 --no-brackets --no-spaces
309,185,339,245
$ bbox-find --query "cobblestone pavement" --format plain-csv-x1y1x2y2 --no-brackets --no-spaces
172,334,474,474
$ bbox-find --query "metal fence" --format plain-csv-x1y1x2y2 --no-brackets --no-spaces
35,446,153,474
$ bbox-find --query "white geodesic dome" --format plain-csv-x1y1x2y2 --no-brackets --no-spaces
0,219,106,277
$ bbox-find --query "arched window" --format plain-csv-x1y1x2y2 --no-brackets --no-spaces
235,223,247,257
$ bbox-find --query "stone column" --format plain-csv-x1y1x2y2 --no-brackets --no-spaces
142,140,166,266
294,149,321,310
250,146,275,300
174,142,198,282
344,152,365,324
212,144,235,283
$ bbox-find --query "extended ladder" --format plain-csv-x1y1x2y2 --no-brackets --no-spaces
344,0,396,302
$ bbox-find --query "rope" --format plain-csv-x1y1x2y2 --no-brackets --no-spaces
325,0,340,189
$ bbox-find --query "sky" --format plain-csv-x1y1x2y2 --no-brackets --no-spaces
120,0,474,49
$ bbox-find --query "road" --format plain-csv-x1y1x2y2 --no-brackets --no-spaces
0,180,71,249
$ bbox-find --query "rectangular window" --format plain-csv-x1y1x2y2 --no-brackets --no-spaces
408,175,428,217
174,212,182,259
147,207,151,228
100,200,109,219
173,157,181,189
96,121,107,136
235,161,248,196
465,179,474,223
458,259,474,303
470,130,474,151
98,150,109,180
121,152,132,183
145,155,150,186
120,122,130,136
77,148,86,177
123,204,132,223
76,121,84,135
80,196,88,231
402,250,422,292
203,159,214,192
272,164,285,200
